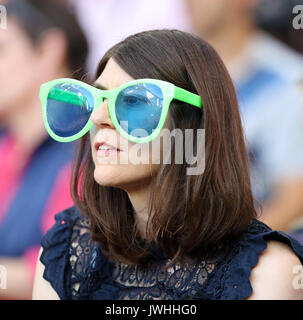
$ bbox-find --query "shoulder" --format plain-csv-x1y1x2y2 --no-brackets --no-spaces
41,206,83,247
39,206,92,299
46,205,86,234
218,219,303,300
248,240,303,300
241,219,303,300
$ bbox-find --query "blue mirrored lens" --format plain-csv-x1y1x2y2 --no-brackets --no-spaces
46,83,94,137
115,83,164,138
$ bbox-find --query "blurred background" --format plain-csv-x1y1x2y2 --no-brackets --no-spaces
0,0,302,299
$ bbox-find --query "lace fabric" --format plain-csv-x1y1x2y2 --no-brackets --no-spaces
40,206,303,300
67,214,222,300
69,216,94,296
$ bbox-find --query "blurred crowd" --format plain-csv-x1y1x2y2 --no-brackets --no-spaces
0,0,302,299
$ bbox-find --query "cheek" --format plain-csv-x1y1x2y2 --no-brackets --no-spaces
92,143,160,188
0,37,35,82
0,50,37,112
91,126,163,188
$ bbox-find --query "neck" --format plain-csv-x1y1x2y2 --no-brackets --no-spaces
126,182,152,240
201,17,255,67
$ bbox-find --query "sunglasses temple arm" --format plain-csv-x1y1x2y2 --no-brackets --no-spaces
47,88,86,106
174,87,202,109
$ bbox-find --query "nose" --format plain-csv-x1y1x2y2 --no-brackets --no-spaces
90,99,114,129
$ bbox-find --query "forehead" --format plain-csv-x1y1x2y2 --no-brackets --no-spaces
95,58,134,90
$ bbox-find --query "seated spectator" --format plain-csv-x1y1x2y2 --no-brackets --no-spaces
186,0,303,234
0,0,88,299
70,0,190,75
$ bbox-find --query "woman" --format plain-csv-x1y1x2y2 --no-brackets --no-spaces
33,29,303,300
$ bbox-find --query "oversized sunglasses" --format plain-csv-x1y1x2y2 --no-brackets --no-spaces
40,78,202,144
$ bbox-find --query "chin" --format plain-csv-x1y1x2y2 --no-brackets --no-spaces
93,163,154,191
93,165,126,187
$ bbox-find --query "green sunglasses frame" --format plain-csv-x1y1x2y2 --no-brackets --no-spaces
40,78,202,144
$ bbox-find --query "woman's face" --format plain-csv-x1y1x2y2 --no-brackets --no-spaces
91,58,166,191
0,17,40,119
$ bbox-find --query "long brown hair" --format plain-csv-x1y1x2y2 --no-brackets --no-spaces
71,29,257,265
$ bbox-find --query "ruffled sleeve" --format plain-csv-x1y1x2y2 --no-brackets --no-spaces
40,206,81,300
220,219,303,300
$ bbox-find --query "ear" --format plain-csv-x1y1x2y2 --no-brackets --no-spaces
35,28,69,79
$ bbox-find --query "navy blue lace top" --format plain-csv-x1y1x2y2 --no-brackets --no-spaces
40,206,303,300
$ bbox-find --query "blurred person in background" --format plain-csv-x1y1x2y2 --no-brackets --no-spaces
70,0,190,76
0,0,88,299
186,0,303,235
255,0,303,55
256,0,303,127
257,0,303,234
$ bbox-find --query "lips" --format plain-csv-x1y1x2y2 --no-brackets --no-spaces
95,141,121,151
